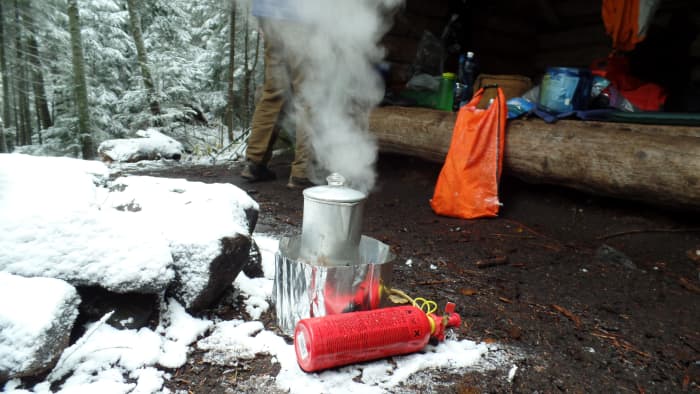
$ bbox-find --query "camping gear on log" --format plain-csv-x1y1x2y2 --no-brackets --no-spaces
368,107,700,210
538,67,593,114
591,56,666,111
274,174,394,336
436,72,456,111
294,302,461,372
474,74,532,110
430,86,507,219
456,51,478,108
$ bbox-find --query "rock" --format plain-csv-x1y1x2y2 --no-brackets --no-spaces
170,234,253,313
0,211,176,294
0,154,260,340
0,273,80,381
98,128,184,163
76,286,159,331
242,240,265,279
0,155,175,294
244,207,259,235
101,175,259,312
595,244,637,270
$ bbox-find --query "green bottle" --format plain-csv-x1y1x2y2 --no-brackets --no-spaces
436,72,456,111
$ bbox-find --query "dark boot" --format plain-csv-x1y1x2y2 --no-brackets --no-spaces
241,161,276,182
286,176,314,189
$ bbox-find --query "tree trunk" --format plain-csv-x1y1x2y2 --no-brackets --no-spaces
242,11,250,128
126,0,160,116
252,32,261,108
226,0,237,143
243,12,260,130
0,117,5,153
368,106,700,210
67,0,93,159
0,1,11,151
12,77,18,146
14,0,31,146
23,0,52,130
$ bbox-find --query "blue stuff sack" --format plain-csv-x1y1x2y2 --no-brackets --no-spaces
538,67,592,114
507,97,535,119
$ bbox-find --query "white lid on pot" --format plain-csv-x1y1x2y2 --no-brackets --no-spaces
302,173,366,204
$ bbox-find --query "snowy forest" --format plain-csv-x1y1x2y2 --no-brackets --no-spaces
0,0,262,159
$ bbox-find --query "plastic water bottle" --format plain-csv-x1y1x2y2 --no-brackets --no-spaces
436,72,456,111
458,51,477,106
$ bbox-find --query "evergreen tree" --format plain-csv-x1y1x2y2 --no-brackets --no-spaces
67,0,93,158
14,0,32,146
22,0,51,131
226,0,236,142
0,0,265,156
0,1,9,152
126,0,160,116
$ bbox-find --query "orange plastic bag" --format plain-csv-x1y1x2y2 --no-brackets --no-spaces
430,87,506,219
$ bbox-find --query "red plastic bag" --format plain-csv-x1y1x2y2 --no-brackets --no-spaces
430,87,506,219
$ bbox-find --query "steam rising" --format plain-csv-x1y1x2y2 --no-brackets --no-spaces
254,0,404,192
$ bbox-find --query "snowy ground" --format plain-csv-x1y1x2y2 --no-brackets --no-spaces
1,151,521,394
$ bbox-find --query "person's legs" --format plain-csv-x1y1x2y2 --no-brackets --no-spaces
289,108,311,180
286,32,314,188
243,23,290,181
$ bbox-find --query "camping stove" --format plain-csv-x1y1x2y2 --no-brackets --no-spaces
273,173,394,336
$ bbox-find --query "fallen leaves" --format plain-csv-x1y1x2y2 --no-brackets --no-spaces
682,373,690,391
460,288,478,296
475,255,509,268
591,328,651,360
678,277,700,294
552,304,582,328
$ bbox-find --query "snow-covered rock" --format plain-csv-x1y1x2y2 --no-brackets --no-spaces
0,272,81,380
103,175,259,311
0,153,260,311
0,154,175,294
98,129,184,163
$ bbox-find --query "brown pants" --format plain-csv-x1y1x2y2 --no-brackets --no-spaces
246,21,311,180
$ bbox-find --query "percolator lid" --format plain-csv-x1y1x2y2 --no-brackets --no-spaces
302,173,367,203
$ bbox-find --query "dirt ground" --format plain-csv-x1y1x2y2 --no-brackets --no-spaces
135,151,700,394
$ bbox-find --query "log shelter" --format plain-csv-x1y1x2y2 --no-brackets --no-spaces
372,0,700,210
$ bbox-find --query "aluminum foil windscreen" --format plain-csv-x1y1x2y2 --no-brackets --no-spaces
273,235,394,336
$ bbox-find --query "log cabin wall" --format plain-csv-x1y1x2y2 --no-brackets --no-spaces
381,0,452,90
381,0,700,110
532,1,609,76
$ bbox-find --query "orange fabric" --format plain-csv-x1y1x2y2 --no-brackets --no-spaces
591,56,667,111
430,87,507,219
602,0,643,52
619,84,666,111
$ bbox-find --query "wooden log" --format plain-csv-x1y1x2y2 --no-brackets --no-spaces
368,106,700,209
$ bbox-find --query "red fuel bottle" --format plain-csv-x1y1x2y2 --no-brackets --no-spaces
294,303,461,372
320,274,382,315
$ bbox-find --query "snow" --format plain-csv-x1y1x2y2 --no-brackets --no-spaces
1,148,518,393
0,153,258,299
101,174,257,305
508,365,518,382
97,129,184,162
0,154,174,293
0,273,80,377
